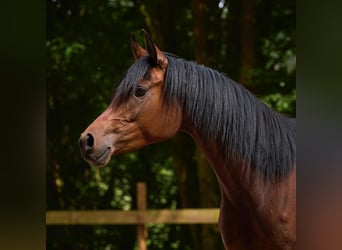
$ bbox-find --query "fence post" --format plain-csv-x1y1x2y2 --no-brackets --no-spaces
137,182,147,250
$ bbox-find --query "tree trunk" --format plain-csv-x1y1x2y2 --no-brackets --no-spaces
226,0,257,89
191,0,222,67
171,134,201,250
239,0,257,87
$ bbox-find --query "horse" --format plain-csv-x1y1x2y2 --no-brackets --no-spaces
79,30,296,250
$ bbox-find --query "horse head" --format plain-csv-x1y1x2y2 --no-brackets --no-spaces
79,30,181,166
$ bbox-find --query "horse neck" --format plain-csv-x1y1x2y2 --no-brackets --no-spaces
184,127,251,202
185,124,296,223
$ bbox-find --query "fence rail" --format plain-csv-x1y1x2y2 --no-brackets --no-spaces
46,208,219,225
46,182,220,250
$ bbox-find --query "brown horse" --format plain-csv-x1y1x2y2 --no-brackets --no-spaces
79,30,296,250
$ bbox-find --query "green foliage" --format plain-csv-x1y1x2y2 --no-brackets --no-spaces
248,33,296,116
262,90,296,114
263,31,296,75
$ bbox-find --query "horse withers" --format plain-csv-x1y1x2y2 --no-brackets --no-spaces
79,30,296,250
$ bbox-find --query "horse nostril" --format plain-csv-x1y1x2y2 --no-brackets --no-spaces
79,133,95,154
85,133,94,147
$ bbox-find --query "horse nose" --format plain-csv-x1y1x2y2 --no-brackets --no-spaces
79,133,95,154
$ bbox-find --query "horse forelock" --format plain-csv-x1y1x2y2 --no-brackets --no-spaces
111,56,152,108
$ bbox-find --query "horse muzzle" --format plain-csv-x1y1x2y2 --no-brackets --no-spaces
79,132,114,167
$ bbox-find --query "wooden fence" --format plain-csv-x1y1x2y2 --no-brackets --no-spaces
46,182,220,250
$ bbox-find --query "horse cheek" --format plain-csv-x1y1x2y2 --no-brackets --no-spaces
140,109,181,143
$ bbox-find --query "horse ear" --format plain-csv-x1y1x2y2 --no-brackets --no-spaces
142,29,167,68
130,33,148,60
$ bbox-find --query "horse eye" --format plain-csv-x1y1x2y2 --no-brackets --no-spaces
134,86,147,98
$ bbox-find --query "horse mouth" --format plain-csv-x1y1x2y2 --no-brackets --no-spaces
84,147,113,167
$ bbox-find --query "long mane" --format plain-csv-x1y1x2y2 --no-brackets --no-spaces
111,54,296,181
163,54,296,181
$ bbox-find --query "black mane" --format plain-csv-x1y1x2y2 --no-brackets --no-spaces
112,54,296,181
164,55,295,180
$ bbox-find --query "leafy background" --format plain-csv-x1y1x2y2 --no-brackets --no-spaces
46,0,295,249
